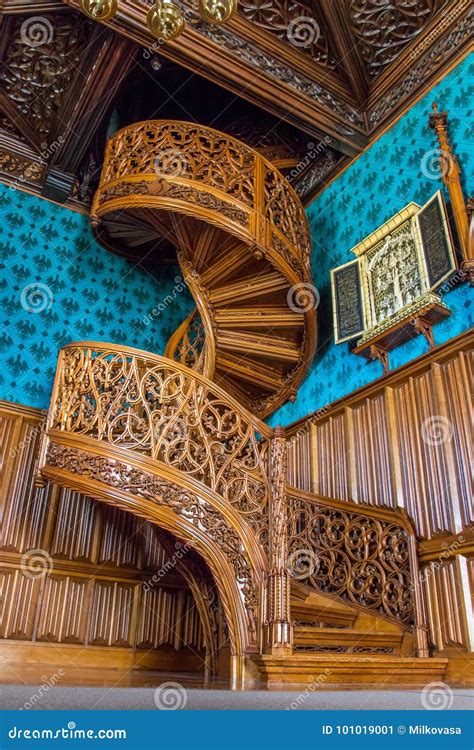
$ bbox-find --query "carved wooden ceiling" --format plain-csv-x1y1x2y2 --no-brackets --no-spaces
0,0,472,208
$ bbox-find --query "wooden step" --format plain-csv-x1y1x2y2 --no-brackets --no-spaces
216,330,300,362
254,654,448,687
215,306,304,329
200,241,249,288
291,600,357,628
216,353,284,391
293,626,403,654
208,272,288,305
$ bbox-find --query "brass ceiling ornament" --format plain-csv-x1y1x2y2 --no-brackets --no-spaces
198,0,238,25
147,0,185,40
81,0,117,21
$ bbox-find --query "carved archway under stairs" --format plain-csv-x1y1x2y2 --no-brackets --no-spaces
40,436,269,688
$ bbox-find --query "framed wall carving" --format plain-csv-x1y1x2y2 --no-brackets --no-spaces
331,191,457,368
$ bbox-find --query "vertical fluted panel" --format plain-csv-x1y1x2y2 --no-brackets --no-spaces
98,506,140,569
50,491,97,561
316,415,349,500
36,576,87,643
0,570,39,639
352,394,395,507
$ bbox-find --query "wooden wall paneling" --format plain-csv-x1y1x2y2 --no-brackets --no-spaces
109,582,137,647
344,406,358,502
431,362,464,533
353,394,395,508
441,352,473,529
0,416,50,552
423,556,473,652
317,414,350,500
35,575,88,644
385,385,406,510
309,421,318,494
0,569,40,640
395,376,432,538
98,505,141,570
50,491,97,562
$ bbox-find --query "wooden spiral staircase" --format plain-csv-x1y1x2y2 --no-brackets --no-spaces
36,121,448,688
90,120,317,420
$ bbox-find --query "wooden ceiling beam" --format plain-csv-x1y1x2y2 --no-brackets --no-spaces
0,90,43,152
317,0,371,106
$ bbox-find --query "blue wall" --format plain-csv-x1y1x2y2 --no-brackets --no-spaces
270,54,474,427
0,186,194,409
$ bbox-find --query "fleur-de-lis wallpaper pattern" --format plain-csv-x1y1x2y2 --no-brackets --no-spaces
270,54,473,427
0,187,194,409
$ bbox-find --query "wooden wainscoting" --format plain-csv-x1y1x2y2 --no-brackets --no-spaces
286,330,474,685
0,400,207,682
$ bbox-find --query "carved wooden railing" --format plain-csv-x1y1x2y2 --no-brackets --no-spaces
165,309,207,374
92,120,311,275
42,343,272,536
286,487,429,655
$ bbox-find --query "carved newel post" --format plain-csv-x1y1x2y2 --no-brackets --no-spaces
429,102,473,284
267,426,292,654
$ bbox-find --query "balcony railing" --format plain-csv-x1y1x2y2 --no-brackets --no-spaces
92,120,311,277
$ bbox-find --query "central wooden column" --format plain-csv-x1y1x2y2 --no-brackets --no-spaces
266,426,293,654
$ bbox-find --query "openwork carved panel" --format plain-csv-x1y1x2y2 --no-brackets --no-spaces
2,13,92,140
95,120,312,271
50,345,271,528
348,0,449,78
288,494,415,625
239,0,338,69
45,442,259,635
102,122,256,206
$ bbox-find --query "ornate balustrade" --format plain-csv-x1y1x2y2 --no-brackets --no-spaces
42,343,272,535
286,488,428,653
92,120,311,277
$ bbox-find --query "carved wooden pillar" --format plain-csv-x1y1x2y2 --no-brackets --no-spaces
408,535,430,658
266,426,292,654
429,103,472,283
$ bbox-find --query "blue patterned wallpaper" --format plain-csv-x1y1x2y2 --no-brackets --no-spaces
0,185,194,409
270,54,474,428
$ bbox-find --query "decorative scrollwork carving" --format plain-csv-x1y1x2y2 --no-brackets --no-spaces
288,493,415,625
2,13,92,140
348,0,448,78
45,441,258,634
51,345,271,533
239,0,337,69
